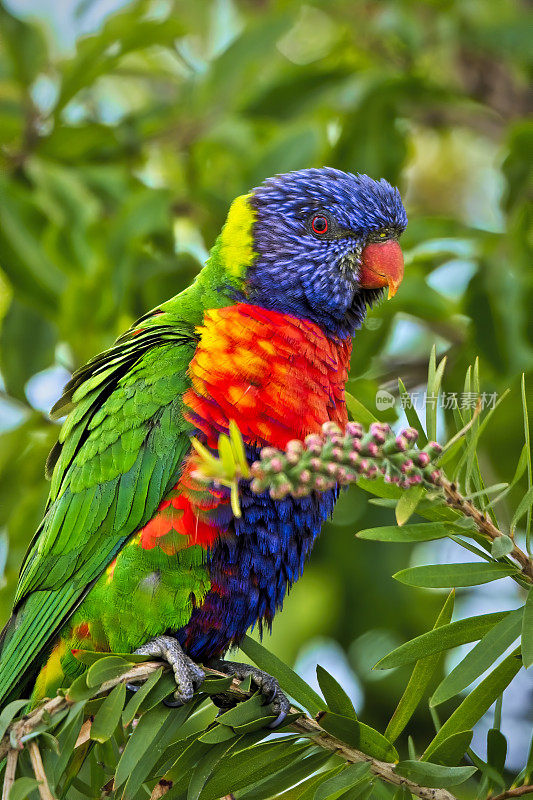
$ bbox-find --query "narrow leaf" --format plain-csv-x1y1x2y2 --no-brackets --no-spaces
0,699,29,740
487,728,507,776
314,762,371,800
376,612,509,669
427,731,473,766
90,682,126,742
395,486,425,526
357,523,450,543
86,655,131,687
393,562,517,588
395,760,476,788
398,379,427,445
511,486,533,532
318,712,398,762
316,665,357,720
430,607,524,706
122,667,163,726
345,393,378,426
422,649,522,760
522,589,533,668
239,635,326,715
385,590,454,742
9,778,39,800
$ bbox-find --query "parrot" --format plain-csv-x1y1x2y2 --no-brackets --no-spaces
0,168,407,723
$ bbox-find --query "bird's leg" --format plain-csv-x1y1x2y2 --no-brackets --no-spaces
134,635,205,706
207,658,291,728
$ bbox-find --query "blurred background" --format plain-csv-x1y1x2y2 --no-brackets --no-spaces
0,0,531,770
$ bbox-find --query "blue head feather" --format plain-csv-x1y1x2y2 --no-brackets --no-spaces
246,167,407,338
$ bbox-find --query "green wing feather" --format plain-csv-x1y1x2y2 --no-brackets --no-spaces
0,311,198,703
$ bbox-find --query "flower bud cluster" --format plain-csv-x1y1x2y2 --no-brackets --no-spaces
249,422,443,500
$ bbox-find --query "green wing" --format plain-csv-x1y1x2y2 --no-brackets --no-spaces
0,312,198,703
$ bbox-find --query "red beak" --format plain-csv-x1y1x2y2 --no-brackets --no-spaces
358,240,404,299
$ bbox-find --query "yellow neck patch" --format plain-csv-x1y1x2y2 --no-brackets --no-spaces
219,193,256,279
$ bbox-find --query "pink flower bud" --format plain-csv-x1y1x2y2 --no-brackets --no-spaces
417,452,430,467
346,422,363,438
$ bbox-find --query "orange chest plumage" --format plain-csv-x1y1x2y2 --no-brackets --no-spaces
183,303,352,450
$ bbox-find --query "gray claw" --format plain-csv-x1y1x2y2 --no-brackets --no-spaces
135,635,205,705
208,658,291,727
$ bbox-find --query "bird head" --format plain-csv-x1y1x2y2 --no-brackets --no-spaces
215,167,407,338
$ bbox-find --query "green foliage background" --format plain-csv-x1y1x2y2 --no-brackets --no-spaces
0,0,531,761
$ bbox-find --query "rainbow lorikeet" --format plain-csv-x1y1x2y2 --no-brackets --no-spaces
0,168,406,722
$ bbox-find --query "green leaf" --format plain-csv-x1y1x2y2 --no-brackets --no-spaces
511,486,533,532
8,778,39,800
86,655,132,687
427,731,473,766
73,649,154,666
188,739,238,800
487,728,507,775
238,750,334,800
0,699,29,740
318,712,398,762
430,607,524,706
314,762,371,800
215,693,276,729
90,681,126,742
345,392,378,426
0,299,57,400
491,535,515,558
395,760,476,788
316,665,357,720
422,648,522,760
114,704,171,789
398,379,427,446
198,725,236,744
393,562,517,588
199,740,311,800
138,672,177,711
52,706,84,787
122,667,163,726
122,703,195,800
357,523,451,543
376,612,510,669
385,590,454,742
522,589,533,668
395,486,425,526
511,444,529,487
239,635,326,716
65,672,93,701
521,374,532,551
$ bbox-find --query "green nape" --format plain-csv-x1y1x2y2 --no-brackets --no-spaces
158,193,256,325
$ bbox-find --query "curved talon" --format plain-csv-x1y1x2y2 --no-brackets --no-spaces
268,707,288,729
134,635,205,705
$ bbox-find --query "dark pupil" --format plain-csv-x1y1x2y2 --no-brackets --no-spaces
313,216,327,232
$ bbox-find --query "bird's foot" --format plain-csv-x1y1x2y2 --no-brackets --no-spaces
208,658,290,729
134,635,205,707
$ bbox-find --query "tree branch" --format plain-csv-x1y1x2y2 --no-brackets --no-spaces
436,475,533,582
490,787,533,800
0,661,458,800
